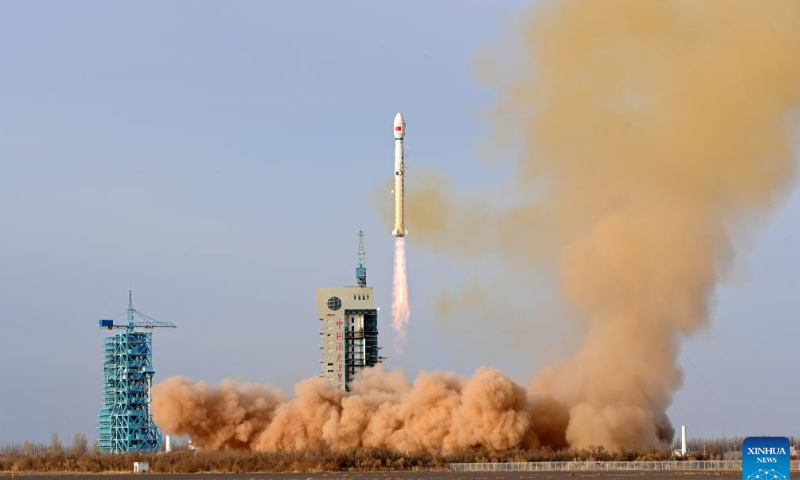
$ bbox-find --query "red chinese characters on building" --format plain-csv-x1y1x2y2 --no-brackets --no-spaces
335,315,344,389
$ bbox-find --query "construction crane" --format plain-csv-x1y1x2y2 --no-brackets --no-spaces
97,291,176,454
99,290,177,330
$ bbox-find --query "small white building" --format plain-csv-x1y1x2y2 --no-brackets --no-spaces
133,462,149,473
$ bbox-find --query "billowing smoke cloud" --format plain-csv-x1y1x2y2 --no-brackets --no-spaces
153,366,568,452
153,0,800,453
152,379,286,451
411,0,800,450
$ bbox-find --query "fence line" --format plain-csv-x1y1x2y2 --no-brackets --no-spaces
448,460,800,472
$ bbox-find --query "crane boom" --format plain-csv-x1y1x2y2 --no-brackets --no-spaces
98,290,177,330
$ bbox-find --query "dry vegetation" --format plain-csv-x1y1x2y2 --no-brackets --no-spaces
0,446,721,473
684,436,798,456
1,434,795,473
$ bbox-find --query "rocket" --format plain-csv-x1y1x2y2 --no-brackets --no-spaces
392,112,407,237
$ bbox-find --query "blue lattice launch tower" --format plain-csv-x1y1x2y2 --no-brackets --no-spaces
97,291,176,454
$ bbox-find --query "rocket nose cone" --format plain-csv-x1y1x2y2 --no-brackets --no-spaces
394,112,405,125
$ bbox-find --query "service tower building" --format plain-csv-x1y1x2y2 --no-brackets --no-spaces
316,230,381,391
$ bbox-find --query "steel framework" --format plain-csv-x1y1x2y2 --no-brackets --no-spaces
343,310,380,388
97,292,175,454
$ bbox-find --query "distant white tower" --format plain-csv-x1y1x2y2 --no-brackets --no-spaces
681,425,687,456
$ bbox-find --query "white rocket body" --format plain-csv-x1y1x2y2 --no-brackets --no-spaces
392,112,407,237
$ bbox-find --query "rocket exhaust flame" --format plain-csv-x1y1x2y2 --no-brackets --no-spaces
391,237,410,350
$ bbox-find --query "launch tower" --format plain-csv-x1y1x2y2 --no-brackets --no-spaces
97,292,176,453
316,230,382,391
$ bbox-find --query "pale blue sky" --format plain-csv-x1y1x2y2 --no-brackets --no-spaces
0,2,797,444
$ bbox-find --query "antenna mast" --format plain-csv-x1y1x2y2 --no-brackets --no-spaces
356,229,367,287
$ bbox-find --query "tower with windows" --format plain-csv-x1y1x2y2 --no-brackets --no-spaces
315,230,382,390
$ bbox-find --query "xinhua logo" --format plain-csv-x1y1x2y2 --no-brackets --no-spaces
742,437,791,480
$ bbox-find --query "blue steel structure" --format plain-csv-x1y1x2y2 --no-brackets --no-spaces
97,291,176,454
